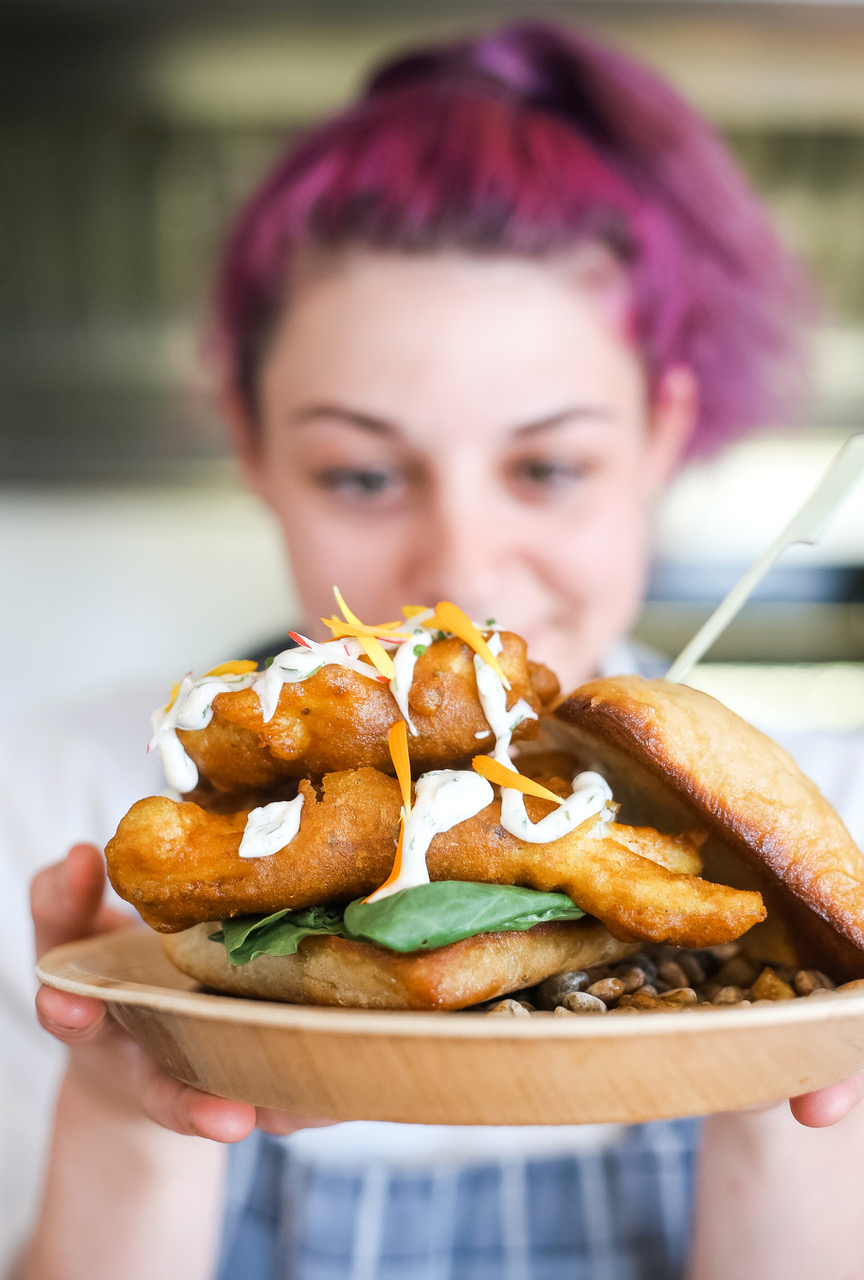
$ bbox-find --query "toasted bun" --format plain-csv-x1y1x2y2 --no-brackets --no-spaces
162,919,635,1010
555,676,864,980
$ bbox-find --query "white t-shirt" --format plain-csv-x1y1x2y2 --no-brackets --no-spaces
2,675,864,1272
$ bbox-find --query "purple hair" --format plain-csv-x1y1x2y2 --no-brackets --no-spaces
215,22,811,455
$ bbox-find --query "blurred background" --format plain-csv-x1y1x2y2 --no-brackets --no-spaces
3,0,864,728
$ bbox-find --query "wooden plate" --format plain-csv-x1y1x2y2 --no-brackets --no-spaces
38,930,864,1126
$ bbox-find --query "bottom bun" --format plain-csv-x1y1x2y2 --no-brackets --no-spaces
162,919,635,1010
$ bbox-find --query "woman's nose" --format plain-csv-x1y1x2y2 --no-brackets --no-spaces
412,481,510,614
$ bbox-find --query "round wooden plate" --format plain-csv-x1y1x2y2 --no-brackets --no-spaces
38,929,864,1126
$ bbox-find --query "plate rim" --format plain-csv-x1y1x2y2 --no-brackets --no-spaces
36,930,864,1041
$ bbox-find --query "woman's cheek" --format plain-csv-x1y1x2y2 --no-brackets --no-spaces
545,495,648,634
278,500,420,629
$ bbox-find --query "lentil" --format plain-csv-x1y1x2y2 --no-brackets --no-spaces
562,991,607,1014
586,977,626,1005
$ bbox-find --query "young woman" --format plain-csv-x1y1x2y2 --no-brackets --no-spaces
22,22,864,1280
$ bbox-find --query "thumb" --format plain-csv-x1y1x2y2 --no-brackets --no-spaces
32,844,108,959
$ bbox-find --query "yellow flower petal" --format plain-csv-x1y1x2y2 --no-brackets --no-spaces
322,617,409,641
204,660,258,678
357,634,395,679
328,588,399,677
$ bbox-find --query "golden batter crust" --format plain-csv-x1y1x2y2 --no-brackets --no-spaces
106,766,763,947
176,633,556,796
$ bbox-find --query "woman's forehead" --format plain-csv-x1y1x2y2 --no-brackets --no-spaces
261,249,643,429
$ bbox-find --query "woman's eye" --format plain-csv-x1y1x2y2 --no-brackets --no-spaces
314,466,405,500
508,458,588,494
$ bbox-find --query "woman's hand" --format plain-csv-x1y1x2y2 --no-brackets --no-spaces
789,1070,864,1127
24,844,334,1280
691,1080,864,1280
32,843,330,1140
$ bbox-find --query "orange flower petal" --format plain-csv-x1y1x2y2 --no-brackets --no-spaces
364,722,412,900
434,600,510,688
388,721,413,812
472,755,563,805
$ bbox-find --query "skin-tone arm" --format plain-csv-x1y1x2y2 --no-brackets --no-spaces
22,844,331,1280
689,1090,864,1280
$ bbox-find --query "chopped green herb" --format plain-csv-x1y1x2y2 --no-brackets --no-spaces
485,618,496,627
263,656,274,668
413,644,426,657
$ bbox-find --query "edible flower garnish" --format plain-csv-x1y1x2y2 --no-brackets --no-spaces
364,721,412,899
163,681,182,713
320,587,401,679
430,601,510,689
472,755,564,805
204,660,258,678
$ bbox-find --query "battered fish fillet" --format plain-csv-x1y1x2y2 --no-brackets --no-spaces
177,633,556,797
106,768,764,947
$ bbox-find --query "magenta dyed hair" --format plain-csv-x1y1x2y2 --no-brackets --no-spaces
215,22,811,455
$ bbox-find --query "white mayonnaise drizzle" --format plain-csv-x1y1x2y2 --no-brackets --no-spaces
500,770,612,843
389,625,434,733
149,670,258,793
473,631,537,765
149,635,385,795
365,769,494,902
255,637,379,722
473,632,613,842
238,796,305,859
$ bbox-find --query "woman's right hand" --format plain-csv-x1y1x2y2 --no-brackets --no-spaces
32,843,325,1141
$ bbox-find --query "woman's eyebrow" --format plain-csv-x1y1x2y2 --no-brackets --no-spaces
290,404,397,435
513,407,612,437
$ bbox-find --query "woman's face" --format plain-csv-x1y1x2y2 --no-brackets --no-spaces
241,251,694,690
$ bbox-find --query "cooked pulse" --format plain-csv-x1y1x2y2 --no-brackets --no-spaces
175,633,556,797
106,766,765,945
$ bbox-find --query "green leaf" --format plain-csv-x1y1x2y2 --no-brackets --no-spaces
343,881,583,953
214,904,345,965
211,883,584,965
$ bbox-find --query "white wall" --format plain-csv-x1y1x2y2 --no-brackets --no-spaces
0,485,299,716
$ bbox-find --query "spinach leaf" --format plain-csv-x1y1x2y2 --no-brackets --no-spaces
212,904,345,965
343,881,583,952
211,883,584,965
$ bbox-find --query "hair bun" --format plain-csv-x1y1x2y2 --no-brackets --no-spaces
365,27,546,100
365,24,615,149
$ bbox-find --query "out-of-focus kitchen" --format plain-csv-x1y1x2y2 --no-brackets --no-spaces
5,5,864,1276
3,0,864,727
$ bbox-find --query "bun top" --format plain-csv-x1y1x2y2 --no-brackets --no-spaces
555,675,864,979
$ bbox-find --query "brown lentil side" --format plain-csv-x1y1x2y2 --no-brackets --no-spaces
479,940,860,1016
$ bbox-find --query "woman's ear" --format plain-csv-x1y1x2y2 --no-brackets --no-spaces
644,365,699,491
219,384,270,501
